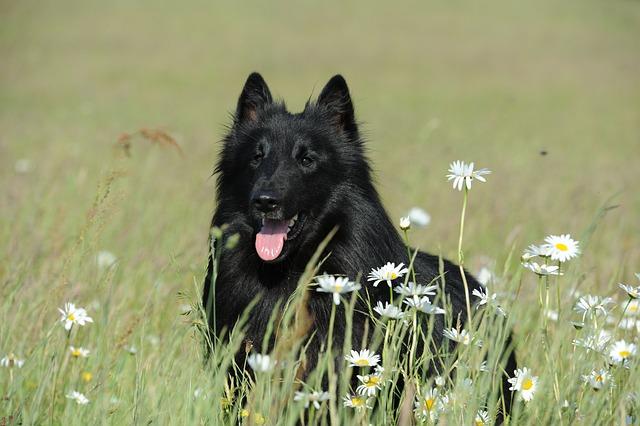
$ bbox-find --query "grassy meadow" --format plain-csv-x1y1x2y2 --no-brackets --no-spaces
1,0,640,424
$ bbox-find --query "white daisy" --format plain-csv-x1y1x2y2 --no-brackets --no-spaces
446,160,491,191
545,310,559,321
247,353,274,373
345,349,380,368
573,330,611,353
0,353,24,369
544,234,580,262
96,250,117,269
443,328,480,346
416,301,446,315
407,207,431,227
399,216,411,230
69,346,90,358
616,318,638,330
14,158,32,174
315,275,361,305
508,367,538,402
394,282,438,297
414,387,446,421
582,368,611,390
609,340,636,365
58,302,93,331
356,372,384,396
193,388,208,399
521,244,552,261
472,287,506,316
620,283,640,300
342,394,373,410
522,262,562,276
434,376,446,387
476,267,495,286
574,295,613,319
402,295,445,314
624,300,640,316
294,390,330,409
367,262,409,288
373,301,405,320
66,390,89,405
475,409,491,425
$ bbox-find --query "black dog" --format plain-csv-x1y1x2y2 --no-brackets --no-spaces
203,73,515,414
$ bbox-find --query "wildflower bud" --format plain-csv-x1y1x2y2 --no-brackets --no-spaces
399,216,411,230
225,233,240,249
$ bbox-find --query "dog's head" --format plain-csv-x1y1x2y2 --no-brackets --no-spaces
216,73,369,263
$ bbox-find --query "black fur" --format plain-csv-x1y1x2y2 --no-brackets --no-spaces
203,72,515,415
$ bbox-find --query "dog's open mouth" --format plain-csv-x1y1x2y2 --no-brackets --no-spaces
255,213,306,261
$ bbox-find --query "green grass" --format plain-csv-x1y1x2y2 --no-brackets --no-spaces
1,0,639,424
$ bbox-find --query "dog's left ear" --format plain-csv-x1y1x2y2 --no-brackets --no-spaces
317,75,357,137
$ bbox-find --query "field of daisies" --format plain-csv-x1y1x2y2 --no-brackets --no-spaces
3,1,640,424
2,157,639,425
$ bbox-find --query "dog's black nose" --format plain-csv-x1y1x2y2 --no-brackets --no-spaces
253,193,280,213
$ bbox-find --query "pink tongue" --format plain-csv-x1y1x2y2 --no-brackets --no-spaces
255,219,289,261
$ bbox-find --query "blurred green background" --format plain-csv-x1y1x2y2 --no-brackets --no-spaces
2,0,639,295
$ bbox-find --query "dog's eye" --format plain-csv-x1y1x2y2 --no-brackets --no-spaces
300,156,314,167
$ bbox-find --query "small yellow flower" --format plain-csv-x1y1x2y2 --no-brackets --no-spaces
82,372,93,383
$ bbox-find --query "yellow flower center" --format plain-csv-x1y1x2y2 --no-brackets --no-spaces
629,304,638,312
351,397,365,407
335,285,343,292
390,272,398,279
71,349,81,357
595,375,603,382
555,243,568,252
355,359,370,367
67,313,76,321
475,420,485,426
424,398,435,410
619,350,631,358
365,376,381,386
240,409,250,418
82,372,92,382
522,378,534,391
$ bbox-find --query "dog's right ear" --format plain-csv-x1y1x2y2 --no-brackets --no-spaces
235,72,273,123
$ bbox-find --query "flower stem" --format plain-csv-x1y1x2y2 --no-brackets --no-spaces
326,303,339,426
409,309,418,376
615,298,632,330
556,261,562,319
457,188,473,328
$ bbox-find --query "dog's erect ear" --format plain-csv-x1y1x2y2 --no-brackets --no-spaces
317,75,357,137
236,72,273,123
